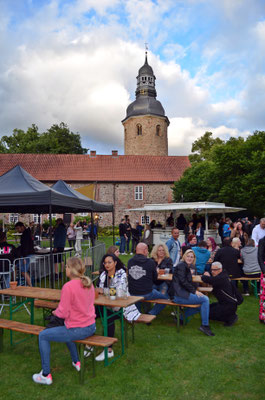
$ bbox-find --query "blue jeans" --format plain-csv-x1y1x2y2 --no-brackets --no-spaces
153,282,168,296
126,237,131,253
136,289,169,315
120,236,126,253
173,293,209,326
38,323,96,375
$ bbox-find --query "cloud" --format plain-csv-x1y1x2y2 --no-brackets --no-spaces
0,0,264,157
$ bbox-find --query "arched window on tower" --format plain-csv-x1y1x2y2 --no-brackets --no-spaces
137,124,142,136
156,125,161,136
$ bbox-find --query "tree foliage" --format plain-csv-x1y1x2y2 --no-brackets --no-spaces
173,131,265,216
0,122,88,154
189,131,224,164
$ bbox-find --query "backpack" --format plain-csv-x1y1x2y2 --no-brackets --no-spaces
221,283,244,306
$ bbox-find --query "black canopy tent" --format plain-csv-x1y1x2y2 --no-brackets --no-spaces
51,179,115,245
0,166,114,285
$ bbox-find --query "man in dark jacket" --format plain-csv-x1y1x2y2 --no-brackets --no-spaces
128,243,168,315
15,222,34,286
214,237,241,280
202,262,238,326
0,230,17,288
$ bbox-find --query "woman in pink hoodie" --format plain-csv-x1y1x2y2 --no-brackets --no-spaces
33,257,96,385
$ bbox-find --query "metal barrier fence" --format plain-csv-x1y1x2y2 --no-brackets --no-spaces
84,241,106,275
0,259,14,314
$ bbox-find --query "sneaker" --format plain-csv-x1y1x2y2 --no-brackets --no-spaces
243,292,250,296
95,349,114,362
32,370,52,385
130,252,133,255
84,345,94,358
72,361,81,372
199,325,215,336
224,314,238,327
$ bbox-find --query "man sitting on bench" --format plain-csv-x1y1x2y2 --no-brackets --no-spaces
128,243,168,315
202,262,238,327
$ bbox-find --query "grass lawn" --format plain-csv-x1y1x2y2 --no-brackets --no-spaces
1,236,264,399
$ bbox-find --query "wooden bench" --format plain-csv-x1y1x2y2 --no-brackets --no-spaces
124,314,156,345
34,300,59,325
231,277,260,298
142,299,200,331
0,318,117,384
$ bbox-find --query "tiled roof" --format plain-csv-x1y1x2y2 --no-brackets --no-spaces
0,154,190,182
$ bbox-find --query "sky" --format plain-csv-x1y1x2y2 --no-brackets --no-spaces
0,0,265,155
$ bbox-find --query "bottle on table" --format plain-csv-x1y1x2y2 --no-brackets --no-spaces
109,275,116,300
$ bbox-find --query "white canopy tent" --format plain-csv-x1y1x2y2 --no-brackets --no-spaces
126,201,246,234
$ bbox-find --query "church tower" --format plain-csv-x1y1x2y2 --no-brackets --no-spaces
122,52,169,156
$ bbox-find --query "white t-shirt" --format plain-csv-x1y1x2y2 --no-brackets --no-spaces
252,224,265,246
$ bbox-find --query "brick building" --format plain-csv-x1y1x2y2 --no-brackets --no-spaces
0,53,190,227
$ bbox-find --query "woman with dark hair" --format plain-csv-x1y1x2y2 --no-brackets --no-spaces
231,221,248,247
95,254,140,361
184,221,194,243
181,234,197,257
206,237,220,261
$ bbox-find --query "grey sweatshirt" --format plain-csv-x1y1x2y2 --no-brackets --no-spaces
241,246,261,274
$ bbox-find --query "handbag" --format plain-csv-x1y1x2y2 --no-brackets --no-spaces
45,314,65,329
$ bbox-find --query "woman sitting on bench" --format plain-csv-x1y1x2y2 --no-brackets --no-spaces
169,249,215,337
94,254,141,362
33,257,96,385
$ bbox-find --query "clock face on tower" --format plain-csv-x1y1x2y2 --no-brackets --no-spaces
140,89,147,95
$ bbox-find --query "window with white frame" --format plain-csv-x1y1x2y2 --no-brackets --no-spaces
32,214,42,224
135,186,143,200
9,214,19,224
141,215,150,225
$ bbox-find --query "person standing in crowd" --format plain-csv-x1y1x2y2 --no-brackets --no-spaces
222,218,231,239
166,212,174,227
131,223,140,253
67,223,76,248
125,218,132,255
74,221,83,258
176,213,187,231
166,228,181,272
119,218,127,255
184,221,194,243
231,221,248,247
192,241,211,275
15,222,34,287
136,221,144,240
241,238,262,295
33,257,96,385
206,237,220,261
128,243,168,315
214,238,241,283
0,230,17,288
252,218,265,246
169,249,214,336
181,234,197,257
218,217,225,242
195,222,204,243
201,262,239,326
258,237,265,323
142,224,153,252
53,218,67,279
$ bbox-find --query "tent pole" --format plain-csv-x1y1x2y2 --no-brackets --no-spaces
205,211,209,234
91,212,95,272
49,205,54,289
112,209,115,245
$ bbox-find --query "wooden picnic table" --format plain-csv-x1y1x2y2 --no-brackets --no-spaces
157,274,203,283
0,286,143,365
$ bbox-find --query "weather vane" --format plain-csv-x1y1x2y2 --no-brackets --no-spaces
144,42,148,54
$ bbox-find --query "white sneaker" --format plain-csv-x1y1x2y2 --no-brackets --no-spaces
95,349,114,362
84,345,94,358
72,361,81,371
32,370,52,385
130,253,133,255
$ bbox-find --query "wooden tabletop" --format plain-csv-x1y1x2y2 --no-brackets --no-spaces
94,295,144,308
157,274,203,283
0,286,61,301
0,287,143,307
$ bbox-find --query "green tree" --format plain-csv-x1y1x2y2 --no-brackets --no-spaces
189,131,224,164
173,131,265,215
0,122,88,154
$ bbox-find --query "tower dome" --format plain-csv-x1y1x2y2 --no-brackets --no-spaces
122,52,170,156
